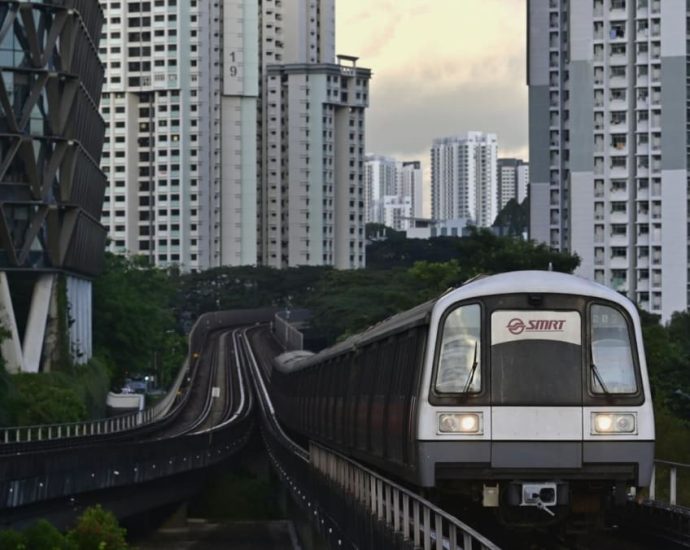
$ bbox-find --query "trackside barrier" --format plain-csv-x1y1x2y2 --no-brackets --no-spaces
0,358,189,444
243,326,500,550
273,312,304,351
0,310,215,445
650,460,690,507
310,442,499,550
0,309,279,446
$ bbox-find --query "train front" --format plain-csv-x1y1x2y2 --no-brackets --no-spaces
416,273,655,522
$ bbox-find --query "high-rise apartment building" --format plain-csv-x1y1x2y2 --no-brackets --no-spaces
259,0,371,269
100,0,369,270
431,132,498,227
401,161,425,219
263,58,370,268
364,155,399,223
497,158,529,210
99,0,214,271
528,0,686,319
364,156,423,231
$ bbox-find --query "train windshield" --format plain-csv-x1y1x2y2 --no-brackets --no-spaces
590,305,638,394
435,304,481,393
490,310,582,405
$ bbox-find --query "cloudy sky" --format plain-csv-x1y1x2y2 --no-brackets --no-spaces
337,0,527,165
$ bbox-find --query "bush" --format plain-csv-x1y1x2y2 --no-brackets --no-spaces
0,529,26,549
67,505,127,550
24,520,73,550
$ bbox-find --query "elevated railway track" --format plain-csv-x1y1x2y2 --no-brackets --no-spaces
2,308,690,550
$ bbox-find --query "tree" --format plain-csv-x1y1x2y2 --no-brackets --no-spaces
305,268,425,344
67,505,127,550
492,197,529,237
24,519,74,550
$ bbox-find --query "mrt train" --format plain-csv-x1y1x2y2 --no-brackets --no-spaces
270,271,655,520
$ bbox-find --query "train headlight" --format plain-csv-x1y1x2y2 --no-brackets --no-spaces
438,413,483,434
591,413,636,434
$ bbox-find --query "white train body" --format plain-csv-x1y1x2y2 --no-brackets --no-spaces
271,271,655,518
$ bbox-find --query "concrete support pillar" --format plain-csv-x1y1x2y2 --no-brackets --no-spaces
22,274,56,373
0,272,25,373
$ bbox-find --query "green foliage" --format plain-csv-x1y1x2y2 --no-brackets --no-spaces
0,506,127,550
176,265,328,321
0,358,110,427
492,198,529,237
66,505,127,550
9,374,87,425
24,520,74,550
641,310,690,418
305,268,426,344
0,529,26,549
93,253,185,389
405,230,580,301
366,227,580,272
189,470,281,520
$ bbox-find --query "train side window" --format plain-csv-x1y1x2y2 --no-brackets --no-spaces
435,304,481,394
590,304,638,394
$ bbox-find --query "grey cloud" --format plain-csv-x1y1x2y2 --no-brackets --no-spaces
366,59,528,160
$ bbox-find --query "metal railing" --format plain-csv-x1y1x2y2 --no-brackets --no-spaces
273,311,306,351
0,310,209,445
244,325,500,550
310,442,499,550
650,460,690,507
0,357,189,444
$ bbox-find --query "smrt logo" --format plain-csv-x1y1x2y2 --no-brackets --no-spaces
506,318,566,335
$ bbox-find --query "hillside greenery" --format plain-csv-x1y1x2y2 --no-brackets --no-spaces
0,505,128,549
3,227,690,476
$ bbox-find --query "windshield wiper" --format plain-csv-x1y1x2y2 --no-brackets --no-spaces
590,362,611,395
463,341,479,393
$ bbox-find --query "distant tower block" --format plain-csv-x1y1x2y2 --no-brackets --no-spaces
0,2,107,372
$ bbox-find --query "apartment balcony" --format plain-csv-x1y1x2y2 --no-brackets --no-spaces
637,165,650,177
609,98,627,110
636,233,649,246
610,166,628,178
635,277,651,294
609,120,628,133
610,212,629,226
636,211,649,223
637,119,649,132
609,75,628,88
609,234,628,246
637,256,650,269
610,256,629,270
609,52,628,65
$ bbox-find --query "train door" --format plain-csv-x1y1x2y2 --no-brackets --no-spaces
488,300,584,470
